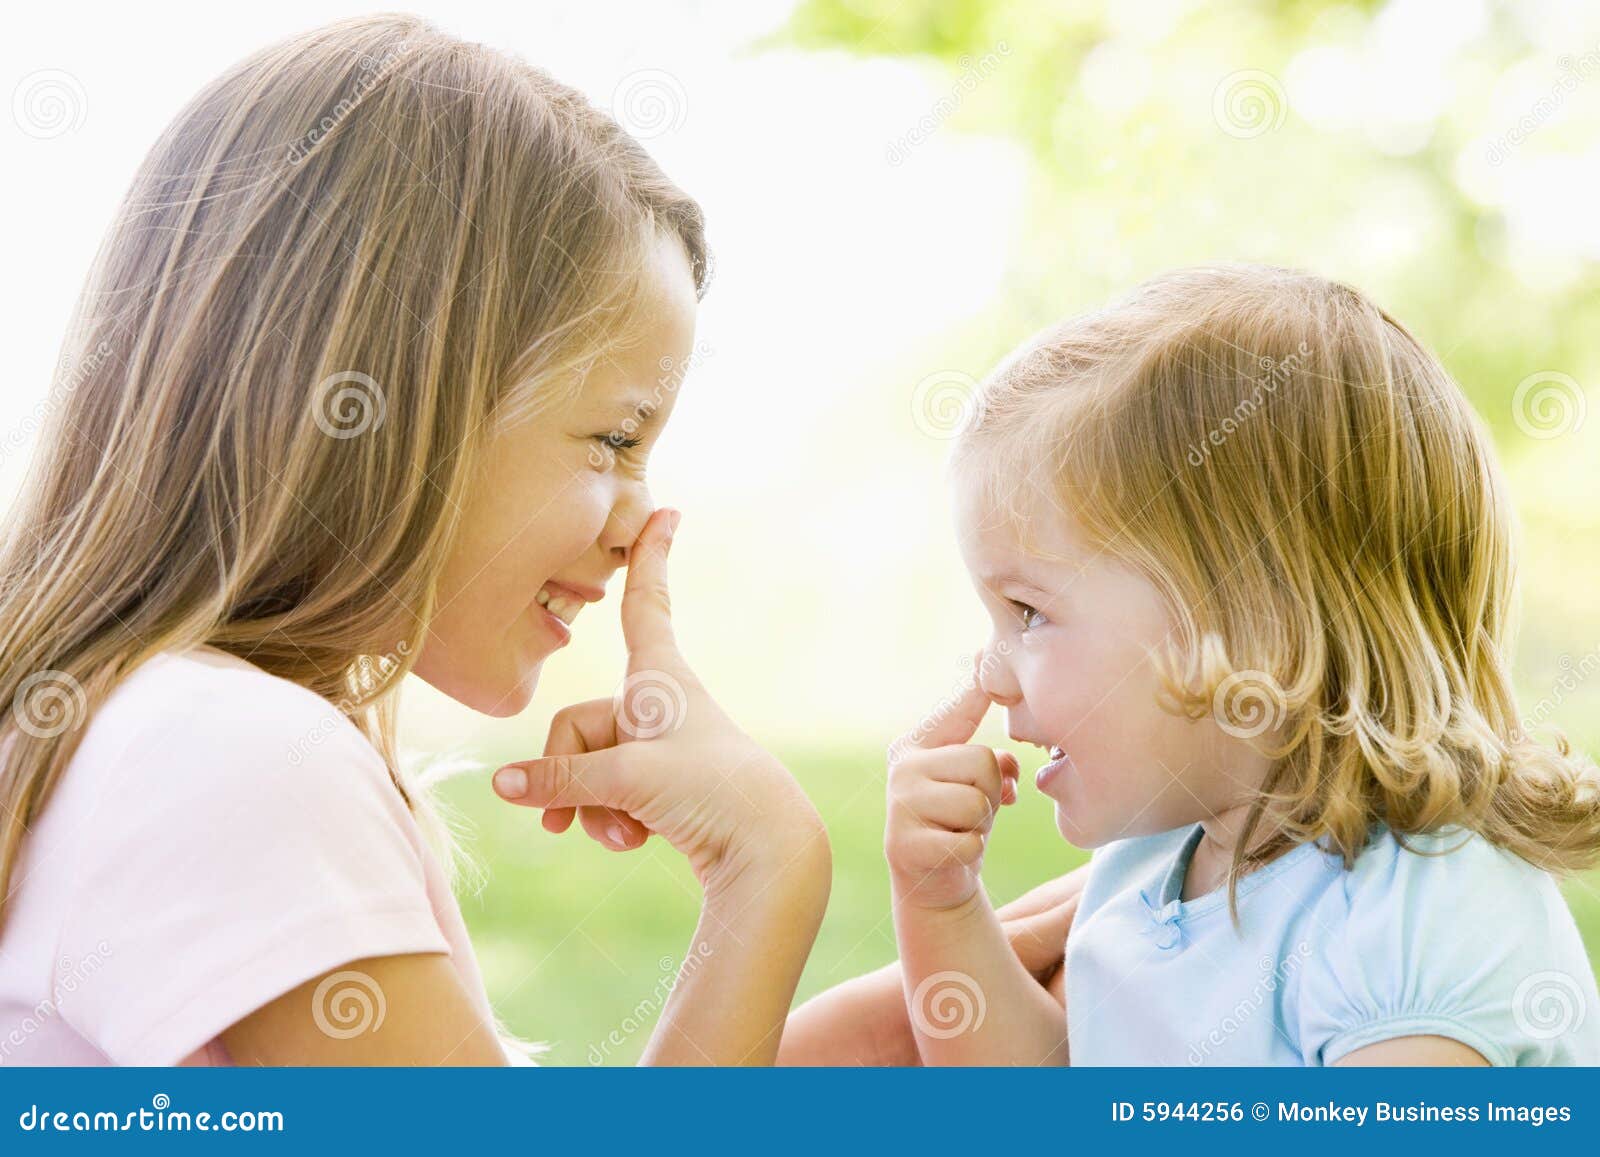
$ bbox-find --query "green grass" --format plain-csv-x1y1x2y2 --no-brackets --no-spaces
439,746,1600,1066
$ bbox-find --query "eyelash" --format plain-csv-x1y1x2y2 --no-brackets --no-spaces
592,434,644,456
1012,601,1047,631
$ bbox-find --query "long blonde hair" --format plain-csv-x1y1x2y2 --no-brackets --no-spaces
958,264,1600,887
0,14,707,918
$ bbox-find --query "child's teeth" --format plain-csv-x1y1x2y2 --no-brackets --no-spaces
534,585,582,625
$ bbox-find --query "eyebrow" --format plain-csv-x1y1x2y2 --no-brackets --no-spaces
980,571,1049,597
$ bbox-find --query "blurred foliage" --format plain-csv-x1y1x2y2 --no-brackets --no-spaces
783,0,1600,435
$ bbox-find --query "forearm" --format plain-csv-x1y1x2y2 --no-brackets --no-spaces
894,890,1068,1066
780,962,917,1066
642,836,831,1066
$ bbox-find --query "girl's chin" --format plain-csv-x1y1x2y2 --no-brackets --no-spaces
412,652,544,717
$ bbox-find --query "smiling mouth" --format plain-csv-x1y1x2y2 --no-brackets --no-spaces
534,583,588,626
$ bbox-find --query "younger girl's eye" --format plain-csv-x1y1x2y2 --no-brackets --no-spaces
593,434,643,451
1013,601,1048,631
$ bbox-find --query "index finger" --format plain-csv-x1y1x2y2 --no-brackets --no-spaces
903,674,992,752
538,698,618,834
621,507,681,661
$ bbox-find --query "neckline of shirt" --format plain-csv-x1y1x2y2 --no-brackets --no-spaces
1144,823,1335,926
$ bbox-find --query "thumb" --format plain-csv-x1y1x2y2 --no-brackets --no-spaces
493,747,636,812
621,507,681,664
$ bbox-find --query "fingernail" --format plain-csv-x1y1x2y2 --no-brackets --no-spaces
493,766,527,799
607,823,628,848
666,509,681,537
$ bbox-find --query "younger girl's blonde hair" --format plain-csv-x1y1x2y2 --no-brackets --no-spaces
956,264,1600,886
0,15,707,918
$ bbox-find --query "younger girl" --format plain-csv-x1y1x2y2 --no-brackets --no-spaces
885,265,1600,1065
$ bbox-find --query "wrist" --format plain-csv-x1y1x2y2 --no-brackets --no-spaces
705,807,832,918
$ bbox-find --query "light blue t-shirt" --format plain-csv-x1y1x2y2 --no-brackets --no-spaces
1065,824,1600,1065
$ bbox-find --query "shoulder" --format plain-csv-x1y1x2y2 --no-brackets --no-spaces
53,646,405,851
93,647,367,749
77,646,387,783
1296,826,1600,1066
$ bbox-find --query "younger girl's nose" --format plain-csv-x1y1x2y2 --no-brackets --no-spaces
976,643,1022,707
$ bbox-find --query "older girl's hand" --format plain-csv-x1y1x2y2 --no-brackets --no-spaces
492,509,827,898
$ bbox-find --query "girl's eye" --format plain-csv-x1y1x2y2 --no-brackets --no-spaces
587,434,644,470
1012,601,1048,631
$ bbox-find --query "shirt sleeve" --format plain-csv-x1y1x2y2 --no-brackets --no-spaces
1294,830,1599,1066
51,659,449,1065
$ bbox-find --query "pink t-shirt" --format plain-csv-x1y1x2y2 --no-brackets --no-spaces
0,647,496,1065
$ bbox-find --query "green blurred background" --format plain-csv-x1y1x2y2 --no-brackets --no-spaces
395,0,1600,1063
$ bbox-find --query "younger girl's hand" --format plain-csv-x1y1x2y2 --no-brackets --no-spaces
884,678,1019,911
491,510,827,900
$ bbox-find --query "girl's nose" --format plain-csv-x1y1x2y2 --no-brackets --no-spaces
976,642,1022,707
600,478,654,564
